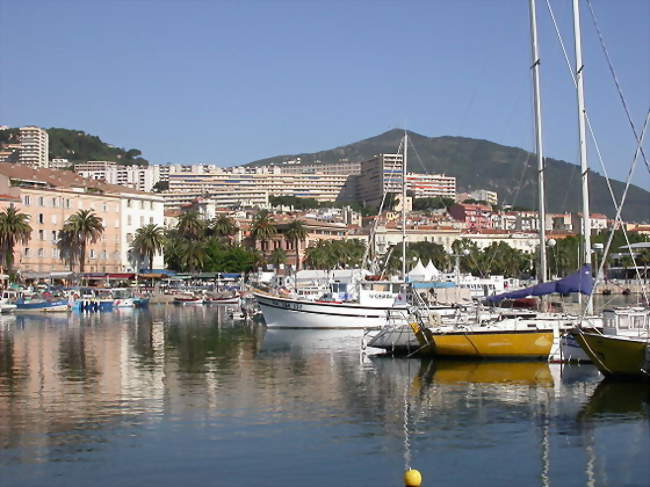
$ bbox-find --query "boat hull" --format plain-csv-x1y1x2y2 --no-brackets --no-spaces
254,292,406,329
173,297,203,305
431,329,554,358
572,331,649,379
16,300,69,312
205,297,240,305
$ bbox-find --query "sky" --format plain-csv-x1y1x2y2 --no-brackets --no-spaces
1,0,648,191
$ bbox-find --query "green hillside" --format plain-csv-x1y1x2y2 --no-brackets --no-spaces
246,129,650,222
47,128,148,166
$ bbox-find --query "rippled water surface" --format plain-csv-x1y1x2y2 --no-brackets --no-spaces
1,306,648,486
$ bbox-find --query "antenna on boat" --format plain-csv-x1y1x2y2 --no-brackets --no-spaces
572,0,593,314
529,0,548,283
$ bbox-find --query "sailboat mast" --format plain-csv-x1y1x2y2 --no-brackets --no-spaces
402,131,408,281
529,0,548,283
573,0,592,313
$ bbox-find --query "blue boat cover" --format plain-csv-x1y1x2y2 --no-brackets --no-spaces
411,281,456,289
487,265,593,302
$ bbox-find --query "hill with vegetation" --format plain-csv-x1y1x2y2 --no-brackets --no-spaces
246,129,650,222
47,128,148,165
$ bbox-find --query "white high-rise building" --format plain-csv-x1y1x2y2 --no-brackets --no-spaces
19,126,49,168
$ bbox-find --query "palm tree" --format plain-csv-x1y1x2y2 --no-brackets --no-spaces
0,206,32,272
269,248,287,269
56,227,80,271
211,215,239,243
177,210,205,240
284,219,308,272
180,240,207,273
250,210,276,252
64,209,104,273
131,224,165,270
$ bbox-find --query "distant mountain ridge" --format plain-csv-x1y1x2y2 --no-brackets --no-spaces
246,129,650,222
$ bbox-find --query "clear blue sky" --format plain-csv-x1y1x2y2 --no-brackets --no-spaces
1,0,648,191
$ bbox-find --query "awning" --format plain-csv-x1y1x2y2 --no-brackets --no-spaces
139,273,165,279
107,273,136,279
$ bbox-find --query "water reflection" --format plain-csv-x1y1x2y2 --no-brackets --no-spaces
0,309,647,486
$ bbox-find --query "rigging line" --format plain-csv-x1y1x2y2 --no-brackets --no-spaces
583,109,650,317
584,0,650,176
545,0,648,289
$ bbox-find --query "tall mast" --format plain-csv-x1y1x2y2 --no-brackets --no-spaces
572,0,592,313
529,0,548,282
402,131,408,281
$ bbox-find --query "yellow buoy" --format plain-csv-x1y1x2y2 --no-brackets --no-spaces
404,468,422,487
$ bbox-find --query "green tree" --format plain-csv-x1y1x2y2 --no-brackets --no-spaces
131,224,165,270
269,248,288,268
250,210,277,251
211,215,239,243
177,210,205,240
180,239,207,273
56,227,80,271
0,206,32,272
284,219,307,271
64,209,104,273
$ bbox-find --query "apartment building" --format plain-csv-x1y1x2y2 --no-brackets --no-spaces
0,164,163,273
406,173,456,199
357,154,404,207
448,203,493,230
120,192,165,272
277,161,362,176
75,161,162,192
18,126,49,168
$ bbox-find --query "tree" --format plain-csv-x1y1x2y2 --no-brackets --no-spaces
177,210,205,240
131,224,165,270
56,227,80,271
64,209,104,273
284,219,307,271
152,181,169,192
269,248,288,268
211,215,239,243
0,206,32,272
180,239,207,273
250,210,276,251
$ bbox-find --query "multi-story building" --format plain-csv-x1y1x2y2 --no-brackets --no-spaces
120,192,165,271
0,164,163,273
277,161,362,176
49,158,71,169
469,189,498,206
357,154,404,207
448,203,493,230
406,173,456,199
75,161,161,193
18,126,49,168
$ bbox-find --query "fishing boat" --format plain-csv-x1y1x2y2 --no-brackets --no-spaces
15,297,69,312
0,290,17,313
204,293,240,305
571,307,649,379
112,288,136,308
173,294,204,305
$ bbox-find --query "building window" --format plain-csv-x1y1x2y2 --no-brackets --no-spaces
51,214,57,224
51,231,57,241
127,233,133,243
127,215,132,225
38,230,44,240
38,196,44,207
127,199,132,208
139,200,144,209
52,197,57,207
23,195,30,206
90,249,96,259
101,250,107,260
103,204,107,212
38,214,44,224
38,248,44,257
24,248,30,257
149,217,154,224
66,199,71,209
140,216,144,226
52,248,59,258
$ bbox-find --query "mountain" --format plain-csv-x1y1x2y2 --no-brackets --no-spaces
47,128,148,166
246,129,650,222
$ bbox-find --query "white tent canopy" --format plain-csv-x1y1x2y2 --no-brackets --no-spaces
407,259,428,281
425,260,441,278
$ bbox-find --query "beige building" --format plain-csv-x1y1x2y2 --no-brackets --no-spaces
0,164,163,273
19,126,49,168
357,154,404,207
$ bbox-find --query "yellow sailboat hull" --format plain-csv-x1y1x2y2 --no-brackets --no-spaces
572,331,649,379
430,329,554,359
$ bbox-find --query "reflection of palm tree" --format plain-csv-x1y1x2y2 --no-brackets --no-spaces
0,206,32,272
131,224,165,270
64,209,104,273
285,220,307,271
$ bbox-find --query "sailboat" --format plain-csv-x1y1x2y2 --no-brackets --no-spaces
254,132,459,329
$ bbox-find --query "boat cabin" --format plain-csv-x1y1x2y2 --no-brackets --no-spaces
603,307,650,337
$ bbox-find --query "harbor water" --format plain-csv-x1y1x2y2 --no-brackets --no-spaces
1,305,648,486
